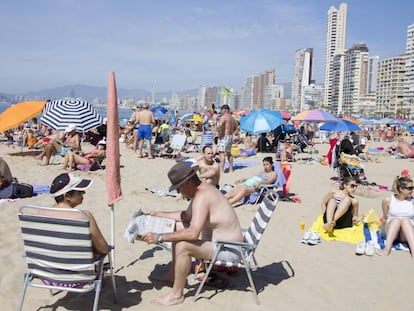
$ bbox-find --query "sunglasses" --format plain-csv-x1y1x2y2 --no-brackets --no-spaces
402,186,414,191
347,184,358,188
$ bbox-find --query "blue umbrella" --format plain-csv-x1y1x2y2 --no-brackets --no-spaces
180,113,193,121
320,119,361,132
150,106,168,119
240,109,283,134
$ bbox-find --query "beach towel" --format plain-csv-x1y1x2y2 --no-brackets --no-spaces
309,214,364,244
363,223,410,252
224,160,259,170
32,184,50,195
145,187,178,197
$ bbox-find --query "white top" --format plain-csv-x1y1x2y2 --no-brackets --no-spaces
387,195,414,225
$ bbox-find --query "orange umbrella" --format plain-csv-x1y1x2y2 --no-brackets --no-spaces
0,101,46,132
341,116,362,124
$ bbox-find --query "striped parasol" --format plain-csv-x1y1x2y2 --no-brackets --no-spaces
40,98,103,132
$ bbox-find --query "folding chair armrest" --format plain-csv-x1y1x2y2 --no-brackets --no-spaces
215,239,256,250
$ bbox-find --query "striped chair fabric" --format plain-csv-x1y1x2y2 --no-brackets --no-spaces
18,205,117,311
194,191,279,305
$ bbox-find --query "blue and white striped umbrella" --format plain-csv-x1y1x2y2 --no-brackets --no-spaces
40,98,103,132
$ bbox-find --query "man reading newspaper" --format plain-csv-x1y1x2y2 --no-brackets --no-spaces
140,162,243,306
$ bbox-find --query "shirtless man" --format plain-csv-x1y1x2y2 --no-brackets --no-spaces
134,102,155,158
141,162,243,306
217,104,238,173
193,145,220,188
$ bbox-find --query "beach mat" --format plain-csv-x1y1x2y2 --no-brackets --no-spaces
309,214,364,244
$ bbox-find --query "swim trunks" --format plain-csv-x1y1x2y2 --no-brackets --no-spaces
211,243,241,262
217,135,233,153
137,124,152,140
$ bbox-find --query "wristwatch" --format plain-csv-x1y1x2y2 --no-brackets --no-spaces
157,234,164,244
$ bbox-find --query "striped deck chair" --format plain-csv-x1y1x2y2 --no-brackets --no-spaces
194,191,279,304
17,205,117,311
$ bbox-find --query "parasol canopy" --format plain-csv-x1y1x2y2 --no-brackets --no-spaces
293,110,338,123
320,119,361,132
240,109,283,134
0,101,46,132
150,106,168,119
40,98,103,132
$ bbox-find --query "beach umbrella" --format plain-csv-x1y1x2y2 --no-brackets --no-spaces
320,119,361,132
233,110,249,120
0,101,46,132
292,110,338,123
342,116,362,124
150,106,168,119
168,110,177,125
40,98,103,132
389,118,407,125
106,72,123,266
189,114,203,123
280,111,292,120
180,113,193,121
240,109,283,134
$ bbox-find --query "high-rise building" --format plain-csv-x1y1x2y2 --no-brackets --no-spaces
323,3,347,109
258,68,276,108
292,48,313,113
404,23,414,115
367,56,379,94
376,55,406,118
342,43,369,115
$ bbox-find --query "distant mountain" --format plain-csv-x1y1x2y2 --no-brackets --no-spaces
22,84,198,102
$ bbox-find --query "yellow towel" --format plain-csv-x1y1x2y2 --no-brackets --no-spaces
309,214,364,244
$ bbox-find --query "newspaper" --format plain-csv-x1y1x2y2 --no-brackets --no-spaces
124,209,175,250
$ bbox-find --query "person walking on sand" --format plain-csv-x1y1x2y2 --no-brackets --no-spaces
217,104,237,173
377,176,414,258
141,162,242,306
134,102,155,158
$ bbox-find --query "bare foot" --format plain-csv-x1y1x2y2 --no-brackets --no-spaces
151,292,184,306
323,222,334,233
376,249,390,256
149,271,174,284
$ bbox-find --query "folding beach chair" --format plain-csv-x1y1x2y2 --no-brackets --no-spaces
162,134,187,158
18,205,117,311
194,191,279,304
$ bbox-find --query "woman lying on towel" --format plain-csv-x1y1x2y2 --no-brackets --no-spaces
378,176,414,258
61,140,106,171
321,176,359,233
224,156,277,205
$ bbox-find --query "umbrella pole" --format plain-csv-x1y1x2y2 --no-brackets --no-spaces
110,203,115,267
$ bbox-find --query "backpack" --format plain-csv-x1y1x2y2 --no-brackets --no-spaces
0,182,34,199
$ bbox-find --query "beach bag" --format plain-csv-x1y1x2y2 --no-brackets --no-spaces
0,182,34,199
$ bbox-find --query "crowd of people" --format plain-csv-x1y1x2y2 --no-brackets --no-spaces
2,104,414,307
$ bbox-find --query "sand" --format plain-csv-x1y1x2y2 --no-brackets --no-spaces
1,140,414,311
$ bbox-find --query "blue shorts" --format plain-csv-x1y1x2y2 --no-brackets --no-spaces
137,125,152,140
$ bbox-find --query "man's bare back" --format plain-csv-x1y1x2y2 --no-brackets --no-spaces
137,109,155,126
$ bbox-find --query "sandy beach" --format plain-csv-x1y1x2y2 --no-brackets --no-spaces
1,139,414,311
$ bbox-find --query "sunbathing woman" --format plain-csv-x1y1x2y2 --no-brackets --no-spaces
378,176,414,258
321,176,359,233
225,156,277,205
62,140,106,171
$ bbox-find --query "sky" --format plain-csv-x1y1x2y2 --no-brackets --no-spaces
1,0,413,94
